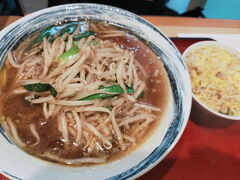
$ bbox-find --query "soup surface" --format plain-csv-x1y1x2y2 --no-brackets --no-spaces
0,21,170,165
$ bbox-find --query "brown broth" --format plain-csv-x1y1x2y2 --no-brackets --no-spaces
0,21,170,165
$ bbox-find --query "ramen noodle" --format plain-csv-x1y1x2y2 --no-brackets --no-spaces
0,21,170,165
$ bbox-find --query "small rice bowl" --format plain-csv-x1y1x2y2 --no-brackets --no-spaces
183,41,240,117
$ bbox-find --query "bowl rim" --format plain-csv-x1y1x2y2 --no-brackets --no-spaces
182,40,240,120
0,3,192,180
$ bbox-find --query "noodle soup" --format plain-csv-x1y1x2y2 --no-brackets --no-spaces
0,21,170,165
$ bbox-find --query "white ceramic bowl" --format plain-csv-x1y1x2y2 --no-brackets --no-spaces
0,4,192,180
183,41,240,122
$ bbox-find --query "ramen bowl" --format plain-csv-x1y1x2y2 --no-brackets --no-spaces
0,4,191,180
183,41,240,124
